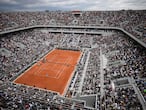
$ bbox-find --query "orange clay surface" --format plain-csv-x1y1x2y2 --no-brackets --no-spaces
14,49,82,95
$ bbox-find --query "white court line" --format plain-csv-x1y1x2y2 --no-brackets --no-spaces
62,52,82,96
20,50,77,80
55,65,67,79
25,49,56,77
13,62,38,82
48,53,58,62
33,49,60,78
50,63,63,78
35,61,61,78
34,63,44,76
14,49,56,80
39,49,55,61
14,49,82,96
13,82,60,95
35,59,69,79
55,57,71,78
13,48,56,82
55,56,73,79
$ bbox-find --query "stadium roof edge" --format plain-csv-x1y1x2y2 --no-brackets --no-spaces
0,25,145,48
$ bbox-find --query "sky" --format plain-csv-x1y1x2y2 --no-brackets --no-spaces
0,0,146,11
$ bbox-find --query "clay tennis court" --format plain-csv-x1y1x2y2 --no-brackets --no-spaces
14,49,82,95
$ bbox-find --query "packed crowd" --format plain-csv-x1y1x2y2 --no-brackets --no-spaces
0,29,98,109
0,82,86,110
0,10,146,43
0,82,56,110
103,10,146,43
66,50,88,96
102,32,146,79
100,32,146,109
101,86,142,110
0,29,52,82
103,69,143,110
70,30,145,109
0,27,146,109
81,48,100,95
136,79,146,100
